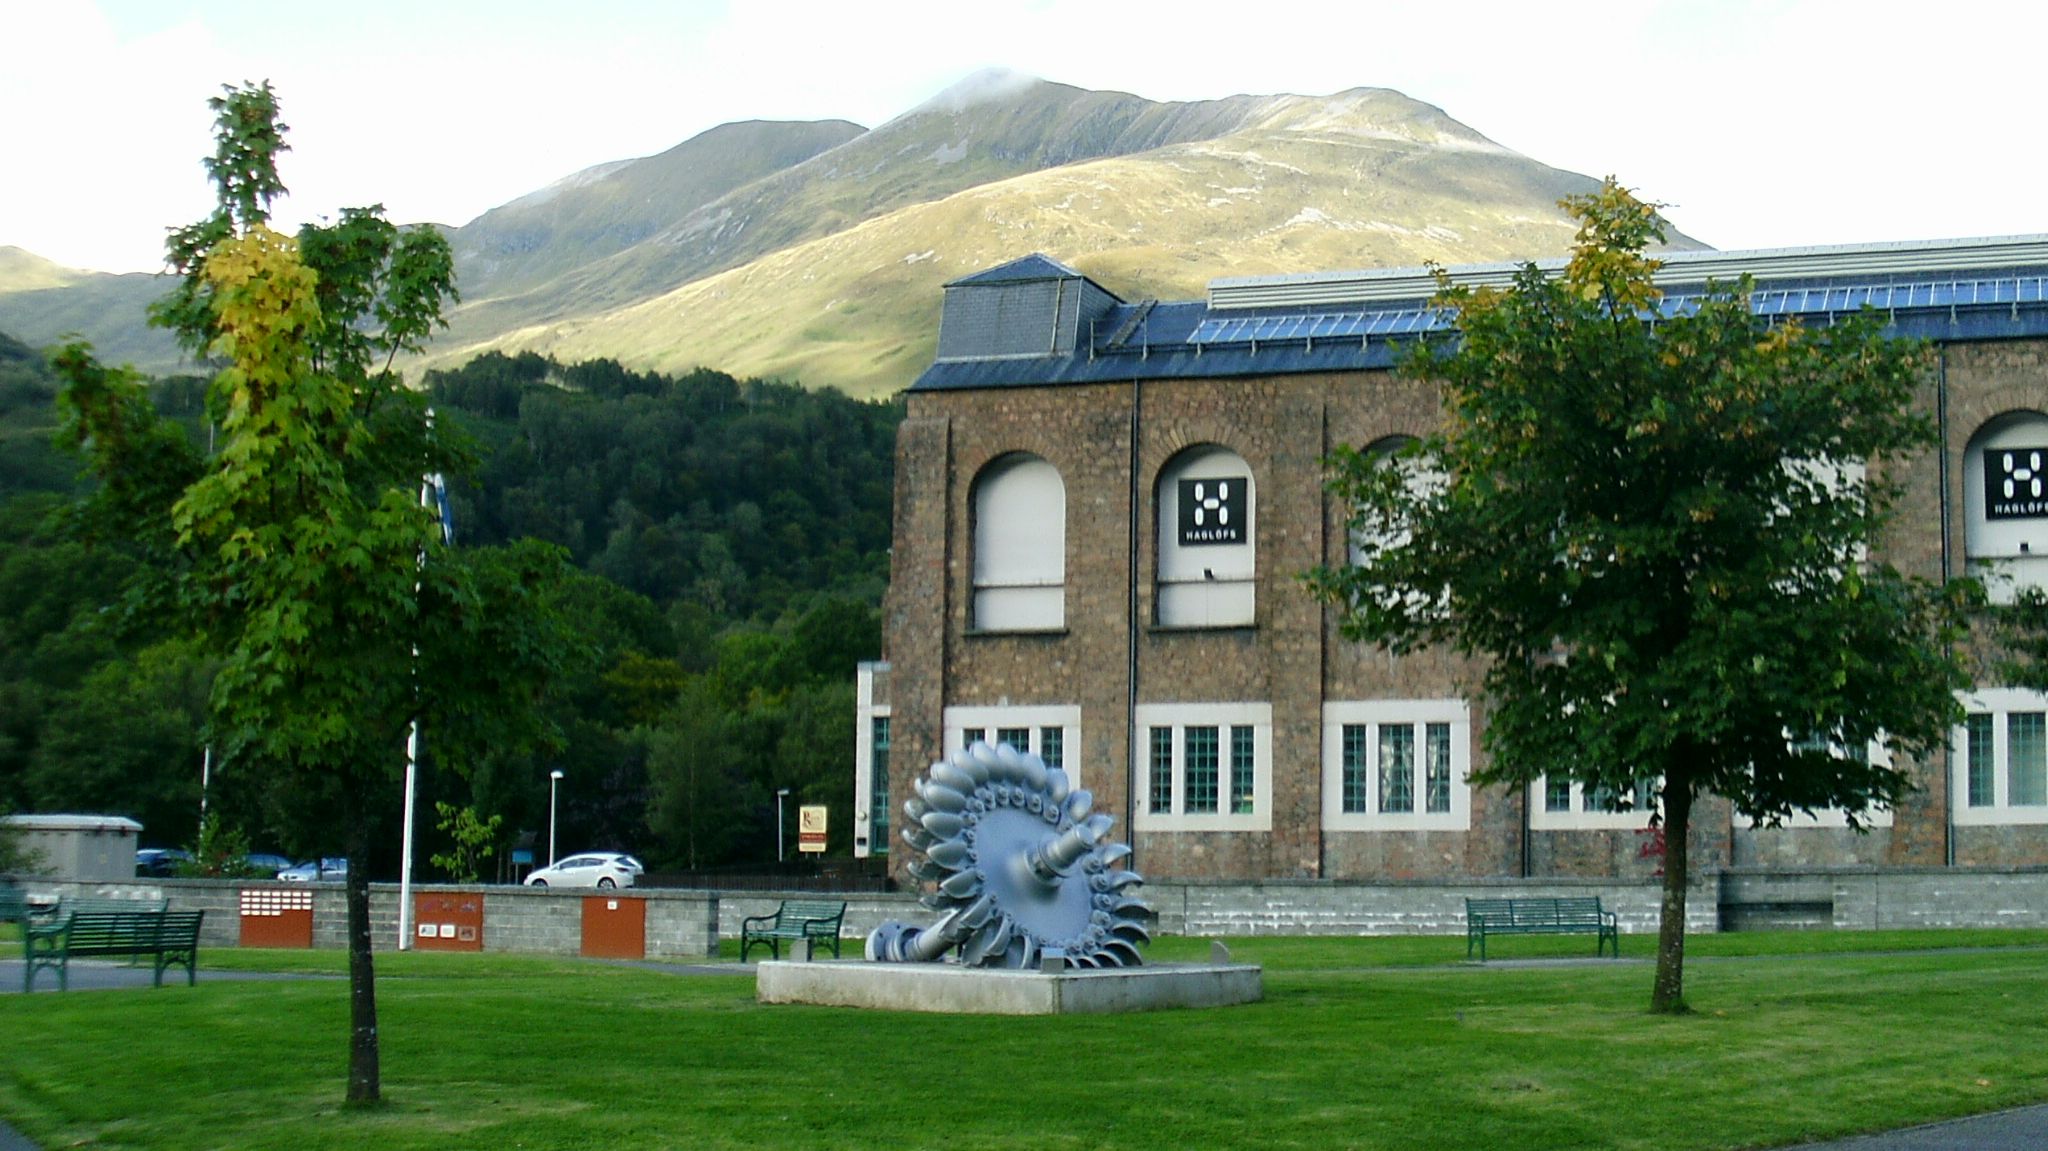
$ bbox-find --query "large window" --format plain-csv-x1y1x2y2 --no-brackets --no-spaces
1321,700,1471,830
1132,702,1271,831
944,705,1082,788
853,662,891,859
1528,776,1661,830
1964,413,2048,604
868,716,890,853
972,454,1065,631
1955,689,2048,825
1157,446,1256,627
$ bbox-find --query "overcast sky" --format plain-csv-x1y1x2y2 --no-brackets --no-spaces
5,0,2043,275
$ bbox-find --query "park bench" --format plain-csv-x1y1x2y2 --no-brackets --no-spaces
740,899,846,962
23,907,205,991
1465,896,1618,961
0,885,48,925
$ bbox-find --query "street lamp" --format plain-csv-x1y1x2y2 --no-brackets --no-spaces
548,770,565,866
776,788,791,863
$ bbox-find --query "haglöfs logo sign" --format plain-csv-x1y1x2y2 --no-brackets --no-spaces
1987,448,2048,519
1179,477,1247,545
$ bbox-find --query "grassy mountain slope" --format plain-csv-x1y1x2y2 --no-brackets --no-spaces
434,75,1298,347
2,75,1705,393
454,118,867,300
0,247,180,373
421,87,1691,397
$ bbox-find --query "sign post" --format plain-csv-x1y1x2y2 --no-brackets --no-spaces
798,805,829,854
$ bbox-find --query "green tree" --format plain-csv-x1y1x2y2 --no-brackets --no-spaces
429,801,502,883
54,83,581,1104
1309,179,1970,1014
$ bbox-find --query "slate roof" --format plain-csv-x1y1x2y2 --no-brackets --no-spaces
912,238,2048,394
944,253,1095,288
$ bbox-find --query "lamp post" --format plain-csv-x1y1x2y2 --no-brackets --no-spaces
548,770,565,866
776,788,791,863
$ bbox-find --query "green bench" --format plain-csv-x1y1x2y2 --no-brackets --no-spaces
740,899,846,962
23,907,205,991
1465,896,1618,961
0,885,47,925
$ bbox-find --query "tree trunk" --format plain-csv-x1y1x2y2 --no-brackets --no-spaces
344,800,381,1104
1650,773,1693,1015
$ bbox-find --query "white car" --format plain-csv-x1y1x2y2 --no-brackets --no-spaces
524,852,643,890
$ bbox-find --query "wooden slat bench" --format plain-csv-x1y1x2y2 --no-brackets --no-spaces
1465,896,1618,961
740,900,846,962
23,907,205,991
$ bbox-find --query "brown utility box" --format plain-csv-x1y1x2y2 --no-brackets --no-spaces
412,892,484,951
580,895,646,959
239,886,314,948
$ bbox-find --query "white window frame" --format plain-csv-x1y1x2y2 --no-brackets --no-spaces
1157,446,1256,628
1528,776,1663,830
1321,699,1471,831
853,662,891,858
1131,702,1272,832
1730,737,1895,829
1954,688,2048,825
943,705,1083,790
971,454,1066,631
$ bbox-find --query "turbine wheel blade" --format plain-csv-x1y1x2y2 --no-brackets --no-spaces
1064,789,1094,822
1101,939,1144,967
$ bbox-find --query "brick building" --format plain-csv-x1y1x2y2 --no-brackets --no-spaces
855,241,2048,885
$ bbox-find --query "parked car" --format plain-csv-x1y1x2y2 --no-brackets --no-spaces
524,852,642,890
135,848,190,877
243,853,292,877
277,857,349,882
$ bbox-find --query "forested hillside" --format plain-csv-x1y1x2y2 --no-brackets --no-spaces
0,334,904,877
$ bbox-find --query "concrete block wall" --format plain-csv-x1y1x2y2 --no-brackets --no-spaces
1828,868,2048,930
1147,878,1717,937
22,872,2046,954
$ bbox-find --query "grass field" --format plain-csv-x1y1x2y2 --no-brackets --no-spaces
5,930,2048,1150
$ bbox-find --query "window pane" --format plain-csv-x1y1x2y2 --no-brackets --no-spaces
996,727,1030,754
2010,712,2048,806
1425,723,1452,814
1039,726,1063,771
1341,724,1369,814
870,717,891,851
1378,724,1414,814
1584,781,1618,813
1149,727,1174,814
1186,726,1220,814
1230,725,1256,814
1545,776,1572,813
963,727,985,749
1967,712,1995,807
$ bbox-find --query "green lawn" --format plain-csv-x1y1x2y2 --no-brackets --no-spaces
6,931,2048,1150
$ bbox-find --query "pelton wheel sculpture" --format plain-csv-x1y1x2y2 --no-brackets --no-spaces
867,741,1150,968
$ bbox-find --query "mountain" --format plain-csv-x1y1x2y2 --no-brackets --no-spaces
0,72,1705,397
0,248,181,372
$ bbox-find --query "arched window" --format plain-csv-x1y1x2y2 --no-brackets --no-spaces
1346,435,1439,565
971,453,1065,631
1965,412,2048,603
1157,445,1255,627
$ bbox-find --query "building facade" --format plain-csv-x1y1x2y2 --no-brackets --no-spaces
857,242,2048,885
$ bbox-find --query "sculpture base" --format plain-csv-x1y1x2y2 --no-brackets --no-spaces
754,960,1263,1015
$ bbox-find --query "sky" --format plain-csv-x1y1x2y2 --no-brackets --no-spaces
4,0,2045,275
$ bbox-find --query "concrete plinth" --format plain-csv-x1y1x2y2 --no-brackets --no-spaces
755,960,1263,1014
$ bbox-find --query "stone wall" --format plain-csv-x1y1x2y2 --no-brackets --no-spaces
22,872,2043,952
